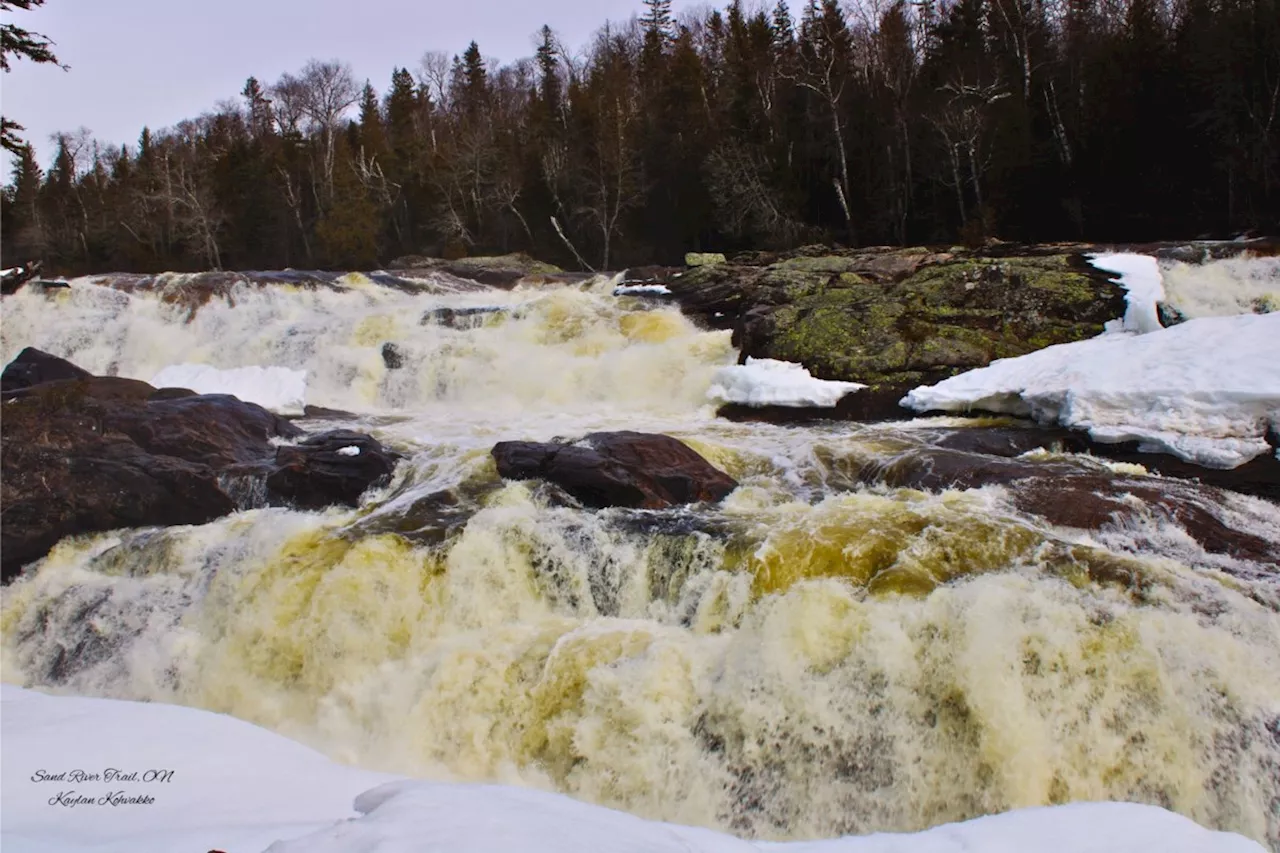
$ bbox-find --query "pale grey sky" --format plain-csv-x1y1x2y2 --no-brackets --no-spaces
1,0,697,170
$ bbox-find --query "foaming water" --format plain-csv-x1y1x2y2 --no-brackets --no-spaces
1160,256,1280,318
3,268,1280,848
0,272,733,415
4,483,1279,845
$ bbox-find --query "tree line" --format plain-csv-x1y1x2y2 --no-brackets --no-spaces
2,0,1277,274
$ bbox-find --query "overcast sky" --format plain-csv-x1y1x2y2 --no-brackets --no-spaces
2,0,698,170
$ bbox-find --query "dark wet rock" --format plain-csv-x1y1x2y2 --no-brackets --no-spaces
931,426,1093,457
294,404,360,421
667,247,1124,418
108,392,302,467
871,446,1280,566
388,252,562,288
422,305,508,328
621,265,681,286
1,347,92,397
492,431,738,509
0,380,276,582
715,381,948,424
381,342,405,370
923,425,1280,501
355,477,502,546
74,270,349,319
265,430,401,510
1,261,43,295
1015,477,1280,566
876,447,1082,491
1,353,397,582
148,386,198,401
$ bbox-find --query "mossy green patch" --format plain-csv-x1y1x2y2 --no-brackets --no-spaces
748,252,1123,389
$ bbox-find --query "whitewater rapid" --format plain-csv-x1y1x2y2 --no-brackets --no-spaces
2,262,1279,849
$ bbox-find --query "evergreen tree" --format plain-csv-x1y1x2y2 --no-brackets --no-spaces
1,142,44,263
242,77,274,138
458,42,489,117
5,1,1276,273
535,25,563,126
1,0,66,153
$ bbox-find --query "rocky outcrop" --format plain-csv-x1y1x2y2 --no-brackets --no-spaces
2,346,92,396
870,441,1280,568
388,252,566,288
492,431,738,509
663,245,1125,420
923,425,1280,501
266,430,400,510
1,350,400,582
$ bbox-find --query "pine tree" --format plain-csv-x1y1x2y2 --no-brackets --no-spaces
315,135,380,268
1,142,44,262
242,77,274,138
459,41,489,117
535,25,563,126
1,0,67,153
640,0,675,77
358,81,388,156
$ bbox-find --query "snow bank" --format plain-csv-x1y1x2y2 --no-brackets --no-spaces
1089,253,1165,333
614,283,673,295
901,312,1280,468
151,363,307,415
708,358,865,408
269,781,1264,853
0,685,393,853
0,686,1263,853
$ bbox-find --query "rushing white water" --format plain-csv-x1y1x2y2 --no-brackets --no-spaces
2,267,1279,849
1160,256,1280,318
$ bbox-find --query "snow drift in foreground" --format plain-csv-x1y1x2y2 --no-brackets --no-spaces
902,312,1280,468
708,358,865,407
150,363,307,415
0,685,392,853
1,686,1264,853
1089,253,1166,333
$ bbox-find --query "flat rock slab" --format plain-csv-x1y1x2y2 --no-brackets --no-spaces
872,444,1280,568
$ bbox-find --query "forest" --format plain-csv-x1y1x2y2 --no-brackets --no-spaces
2,0,1278,274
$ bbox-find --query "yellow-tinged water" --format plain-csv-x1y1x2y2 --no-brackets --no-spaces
2,270,1279,848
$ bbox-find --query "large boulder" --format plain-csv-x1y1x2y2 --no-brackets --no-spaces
492,431,737,509
2,347,92,396
0,350,399,582
266,430,401,510
665,246,1124,420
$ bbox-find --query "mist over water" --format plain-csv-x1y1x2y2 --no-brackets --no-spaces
2,268,1278,848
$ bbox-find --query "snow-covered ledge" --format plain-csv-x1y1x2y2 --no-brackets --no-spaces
901,312,1280,469
708,357,865,408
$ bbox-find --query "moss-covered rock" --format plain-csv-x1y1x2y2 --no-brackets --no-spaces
665,246,1125,419
685,252,728,267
